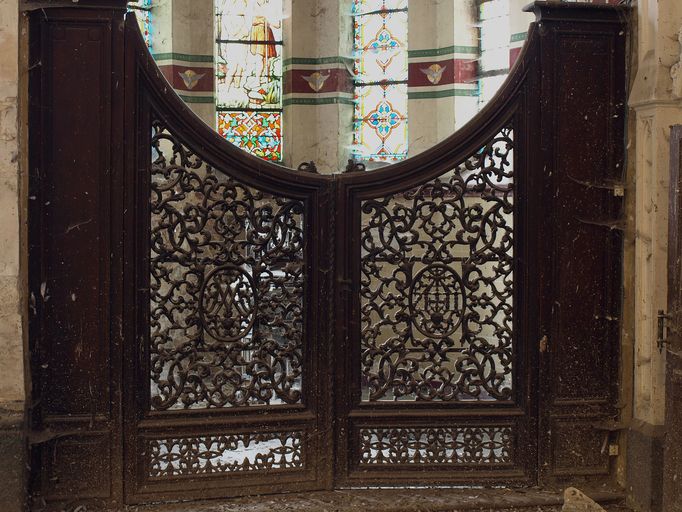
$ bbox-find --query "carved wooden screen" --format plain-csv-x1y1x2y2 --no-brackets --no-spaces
120,23,334,503
336,106,536,484
26,2,626,510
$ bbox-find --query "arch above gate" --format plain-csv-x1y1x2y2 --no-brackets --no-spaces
27,1,628,509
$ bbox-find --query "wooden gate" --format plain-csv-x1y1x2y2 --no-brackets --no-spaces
27,1,627,510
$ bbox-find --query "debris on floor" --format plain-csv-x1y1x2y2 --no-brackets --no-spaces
562,488,606,512
130,487,629,512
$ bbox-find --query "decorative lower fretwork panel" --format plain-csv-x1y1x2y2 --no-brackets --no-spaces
358,426,513,466
147,431,304,477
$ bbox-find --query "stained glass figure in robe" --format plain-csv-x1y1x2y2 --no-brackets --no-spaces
215,0,283,161
128,0,153,49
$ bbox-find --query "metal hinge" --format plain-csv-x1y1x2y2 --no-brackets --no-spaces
657,309,672,352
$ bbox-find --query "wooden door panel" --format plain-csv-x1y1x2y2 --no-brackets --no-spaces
664,125,682,512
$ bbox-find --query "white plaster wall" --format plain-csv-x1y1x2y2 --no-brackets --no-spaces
283,0,354,171
172,0,213,55
408,0,474,156
0,0,24,407
150,0,174,54
509,0,533,39
153,0,215,127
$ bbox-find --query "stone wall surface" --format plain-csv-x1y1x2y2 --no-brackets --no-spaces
0,1,25,511
628,0,682,510
0,0,23,406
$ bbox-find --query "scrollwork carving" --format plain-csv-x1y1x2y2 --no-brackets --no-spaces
148,432,304,477
360,126,514,402
359,426,512,465
149,119,305,410
297,161,319,174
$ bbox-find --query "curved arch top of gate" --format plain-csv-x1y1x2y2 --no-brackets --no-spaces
126,7,538,184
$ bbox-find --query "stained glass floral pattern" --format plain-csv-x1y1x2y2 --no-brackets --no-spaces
354,84,407,161
128,0,153,49
352,0,407,15
218,111,282,161
353,0,408,162
215,0,283,161
353,8,407,83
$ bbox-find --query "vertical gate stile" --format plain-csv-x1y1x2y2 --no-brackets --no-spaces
322,177,338,490
514,82,539,484
123,14,139,500
534,1,558,485
26,2,628,509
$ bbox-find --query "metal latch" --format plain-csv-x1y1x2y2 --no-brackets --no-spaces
657,310,672,352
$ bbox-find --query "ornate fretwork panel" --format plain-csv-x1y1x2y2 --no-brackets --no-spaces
149,119,305,410
358,426,513,466
147,432,304,477
360,126,514,402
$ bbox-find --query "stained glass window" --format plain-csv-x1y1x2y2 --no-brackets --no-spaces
128,0,153,49
217,111,282,161
215,0,283,161
352,0,408,162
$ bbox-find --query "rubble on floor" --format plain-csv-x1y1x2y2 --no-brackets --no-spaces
129,488,631,512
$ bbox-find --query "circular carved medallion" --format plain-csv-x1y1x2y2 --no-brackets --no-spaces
410,263,465,338
199,264,257,342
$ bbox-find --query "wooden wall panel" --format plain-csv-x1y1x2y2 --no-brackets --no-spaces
40,22,112,417
530,3,627,482
553,34,616,402
28,4,127,509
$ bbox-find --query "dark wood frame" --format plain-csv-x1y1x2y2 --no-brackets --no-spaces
664,126,682,512
26,1,628,509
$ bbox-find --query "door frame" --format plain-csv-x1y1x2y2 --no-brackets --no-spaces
663,125,682,512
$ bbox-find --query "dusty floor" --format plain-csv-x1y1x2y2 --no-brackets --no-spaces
129,488,631,512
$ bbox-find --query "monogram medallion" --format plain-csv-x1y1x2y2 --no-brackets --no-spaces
410,263,465,338
199,265,256,342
